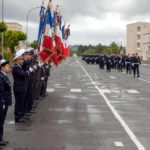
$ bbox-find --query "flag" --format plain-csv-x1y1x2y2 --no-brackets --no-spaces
40,3,55,63
53,9,63,57
39,49,52,63
37,5,46,49
51,48,59,66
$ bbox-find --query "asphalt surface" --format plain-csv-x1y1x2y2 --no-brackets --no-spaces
1,56,150,150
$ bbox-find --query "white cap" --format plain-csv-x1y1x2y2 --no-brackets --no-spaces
26,47,34,52
0,59,9,67
16,49,26,56
14,49,26,60
0,59,7,64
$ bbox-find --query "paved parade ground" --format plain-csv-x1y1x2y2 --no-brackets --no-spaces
2,56,150,150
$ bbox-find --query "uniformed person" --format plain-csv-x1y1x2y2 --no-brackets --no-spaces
0,58,12,146
125,54,132,74
22,48,34,116
105,54,111,72
131,53,141,78
12,50,29,122
98,54,105,69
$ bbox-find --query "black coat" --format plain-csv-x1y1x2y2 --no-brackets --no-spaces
12,64,28,93
0,71,12,106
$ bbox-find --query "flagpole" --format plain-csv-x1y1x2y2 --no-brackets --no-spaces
1,0,4,58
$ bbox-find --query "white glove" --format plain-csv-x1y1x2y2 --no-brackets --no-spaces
3,105,5,110
33,65,37,70
38,62,43,67
41,77,45,80
29,67,34,72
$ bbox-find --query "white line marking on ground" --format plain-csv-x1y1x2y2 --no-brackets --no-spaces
114,141,124,147
139,78,150,84
111,90,120,94
126,89,140,94
47,88,55,92
70,89,82,93
110,76,116,79
101,89,111,94
77,60,146,150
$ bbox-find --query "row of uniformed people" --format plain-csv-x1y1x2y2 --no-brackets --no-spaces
82,53,141,78
0,48,51,146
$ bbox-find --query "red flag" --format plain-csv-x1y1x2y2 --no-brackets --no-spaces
55,35,62,56
42,35,54,54
51,48,59,67
39,50,53,63
56,43,66,64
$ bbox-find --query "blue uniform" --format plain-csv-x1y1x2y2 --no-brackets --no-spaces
12,64,28,122
0,71,12,141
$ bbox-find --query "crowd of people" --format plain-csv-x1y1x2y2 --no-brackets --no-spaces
0,48,51,146
82,53,141,78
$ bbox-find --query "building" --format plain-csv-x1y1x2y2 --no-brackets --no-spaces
126,22,150,61
5,22,27,50
6,22,22,31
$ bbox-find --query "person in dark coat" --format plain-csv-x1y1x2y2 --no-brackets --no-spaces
0,59,12,146
12,52,28,122
106,55,111,72
131,53,141,78
125,54,132,74
98,55,105,69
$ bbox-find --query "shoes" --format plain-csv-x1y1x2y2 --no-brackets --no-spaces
29,111,36,114
25,114,31,117
15,119,26,123
0,140,9,146
22,117,30,120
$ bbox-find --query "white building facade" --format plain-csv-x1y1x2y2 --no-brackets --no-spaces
126,22,150,61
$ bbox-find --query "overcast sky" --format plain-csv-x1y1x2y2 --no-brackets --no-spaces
1,0,150,46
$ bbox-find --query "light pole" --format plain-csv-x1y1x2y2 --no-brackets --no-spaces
1,0,4,58
26,6,40,48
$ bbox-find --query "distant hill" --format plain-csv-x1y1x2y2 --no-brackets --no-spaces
70,45,80,51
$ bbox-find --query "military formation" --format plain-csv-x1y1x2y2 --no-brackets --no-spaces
0,48,51,146
82,53,141,78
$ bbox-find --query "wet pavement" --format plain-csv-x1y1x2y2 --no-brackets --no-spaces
1,57,150,150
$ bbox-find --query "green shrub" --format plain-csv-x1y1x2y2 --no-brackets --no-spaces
0,22,7,33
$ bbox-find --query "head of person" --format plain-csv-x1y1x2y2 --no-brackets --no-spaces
14,49,26,65
0,59,10,73
23,52,31,60
23,48,34,60
14,56,24,66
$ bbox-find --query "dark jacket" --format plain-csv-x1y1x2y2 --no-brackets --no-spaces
0,71,12,106
12,64,28,93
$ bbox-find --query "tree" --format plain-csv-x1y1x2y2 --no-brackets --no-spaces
0,22,7,33
0,30,27,62
30,40,37,49
102,42,120,54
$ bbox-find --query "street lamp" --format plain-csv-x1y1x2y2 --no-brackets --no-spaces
26,6,40,48
1,0,4,58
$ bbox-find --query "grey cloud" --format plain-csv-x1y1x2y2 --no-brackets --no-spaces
1,0,150,45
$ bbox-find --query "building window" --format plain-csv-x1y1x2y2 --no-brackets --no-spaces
137,26,141,32
137,42,140,48
137,35,141,40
